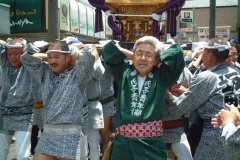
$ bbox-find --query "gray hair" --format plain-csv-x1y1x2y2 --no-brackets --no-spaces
133,36,163,57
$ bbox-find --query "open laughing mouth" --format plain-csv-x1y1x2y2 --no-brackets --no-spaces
139,64,147,67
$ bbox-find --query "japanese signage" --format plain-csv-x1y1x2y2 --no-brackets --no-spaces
0,0,43,33
181,28,193,32
86,6,94,36
78,2,87,35
197,26,231,42
69,0,79,33
69,0,106,38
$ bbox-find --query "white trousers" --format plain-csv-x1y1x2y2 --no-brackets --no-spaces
171,141,193,160
87,129,100,160
0,131,31,160
79,135,88,160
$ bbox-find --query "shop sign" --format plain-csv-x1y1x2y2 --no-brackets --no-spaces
0,0,43,33
197,26,231,41
60,0,70,32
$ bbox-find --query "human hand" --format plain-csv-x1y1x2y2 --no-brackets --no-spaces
220,104,239,126
225,104,240,126
69,42,85,49
211,114,220,129
211,104,240,129
228,61,235,66
0,40,7,45
94,44,102,49
69,46,79,66
196,48,203,56
170,85,187,95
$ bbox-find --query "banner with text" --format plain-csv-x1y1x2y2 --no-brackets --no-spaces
69,0,106,38
197,26,231,42
0,0,43,33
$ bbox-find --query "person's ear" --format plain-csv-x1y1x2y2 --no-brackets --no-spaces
66,54,71,62
208,51,214,60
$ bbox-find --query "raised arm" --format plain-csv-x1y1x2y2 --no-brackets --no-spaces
69,42,85,49
119,47,134,60
75,45,95,84
31,53,48,61
0,40,9,67
92,58,105,80
21,43,48,84
0,40,6,46
159,43,185,88
70,44,99,65
101,41,128,84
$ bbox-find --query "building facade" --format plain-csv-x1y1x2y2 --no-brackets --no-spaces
0,0,111,43
176,6,238,42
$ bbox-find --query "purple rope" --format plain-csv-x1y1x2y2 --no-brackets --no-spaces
166,11,171,33
88,0,184,40
153,0,185,37
154,20,160,37
88,0,108,11
88,0,125,41
95,8,103,32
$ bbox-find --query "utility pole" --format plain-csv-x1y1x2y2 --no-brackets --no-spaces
48,0,60,42
209,0,216,39
192,8,195,42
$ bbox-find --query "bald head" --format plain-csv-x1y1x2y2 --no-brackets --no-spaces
8,38,24,46
7,38,26,68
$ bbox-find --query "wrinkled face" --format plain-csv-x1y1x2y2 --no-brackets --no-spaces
133,43,157,77
7,47,24,68
47,46,71,76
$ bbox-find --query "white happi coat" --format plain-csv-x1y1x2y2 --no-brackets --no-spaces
20,45,94,127
164,62,239,160
163,67,193,143
20,45,95,159
86,59,105,129
221,123,240,160
0,42,37,132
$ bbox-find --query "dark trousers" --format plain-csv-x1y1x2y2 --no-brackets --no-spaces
30,125,42,155
187,120,203,157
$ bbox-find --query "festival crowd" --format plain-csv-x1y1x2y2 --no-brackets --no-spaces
0,36,239,160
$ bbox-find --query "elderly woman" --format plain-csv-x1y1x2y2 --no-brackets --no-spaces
102,36,185,160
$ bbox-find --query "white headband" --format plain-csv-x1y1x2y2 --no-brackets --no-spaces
46,50,72,55
204,43,231,52
6,38,27,49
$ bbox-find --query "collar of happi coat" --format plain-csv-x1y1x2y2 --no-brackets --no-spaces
207,62,228,72
64,65,74,73
129,69,154,117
